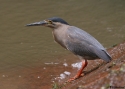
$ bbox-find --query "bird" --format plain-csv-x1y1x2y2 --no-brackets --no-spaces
26,17,112,82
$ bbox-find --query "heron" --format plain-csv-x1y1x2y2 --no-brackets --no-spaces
26,17,112,82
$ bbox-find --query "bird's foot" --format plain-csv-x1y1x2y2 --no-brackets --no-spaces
66,60,87,83
66,73,84,82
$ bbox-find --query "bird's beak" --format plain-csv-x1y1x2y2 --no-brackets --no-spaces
26,21,47,26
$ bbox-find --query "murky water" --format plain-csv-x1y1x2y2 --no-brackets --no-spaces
0,0,125,89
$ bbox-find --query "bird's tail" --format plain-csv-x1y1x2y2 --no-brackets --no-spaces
95,49,112,62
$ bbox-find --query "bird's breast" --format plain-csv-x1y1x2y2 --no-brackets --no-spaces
52,30,67,49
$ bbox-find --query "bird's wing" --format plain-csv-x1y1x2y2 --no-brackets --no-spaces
65,26,111,62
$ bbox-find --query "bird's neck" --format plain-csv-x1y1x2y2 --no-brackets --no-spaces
52,25,69,48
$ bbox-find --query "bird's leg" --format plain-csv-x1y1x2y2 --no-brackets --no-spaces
67,60,88,82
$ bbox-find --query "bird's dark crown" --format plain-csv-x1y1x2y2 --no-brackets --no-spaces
47,17,69,25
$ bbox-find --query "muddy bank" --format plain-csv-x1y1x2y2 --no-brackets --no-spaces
55,41,125,89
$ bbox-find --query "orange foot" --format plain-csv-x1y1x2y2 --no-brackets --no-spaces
67,60,88,82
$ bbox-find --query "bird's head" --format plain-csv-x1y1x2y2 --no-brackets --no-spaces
26,17,69,28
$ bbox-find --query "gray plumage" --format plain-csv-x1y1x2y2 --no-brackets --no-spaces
26,17,111,62
65,26,111,62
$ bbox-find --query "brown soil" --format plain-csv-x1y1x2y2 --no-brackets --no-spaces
57,41,125,89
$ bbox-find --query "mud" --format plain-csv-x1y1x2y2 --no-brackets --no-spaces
57,41,125,89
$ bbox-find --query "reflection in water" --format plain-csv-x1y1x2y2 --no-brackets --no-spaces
0,0,125,89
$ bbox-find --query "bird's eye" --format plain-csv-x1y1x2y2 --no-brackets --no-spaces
48,20,52,24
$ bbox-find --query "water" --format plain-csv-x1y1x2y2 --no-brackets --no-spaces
0,0,125,89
